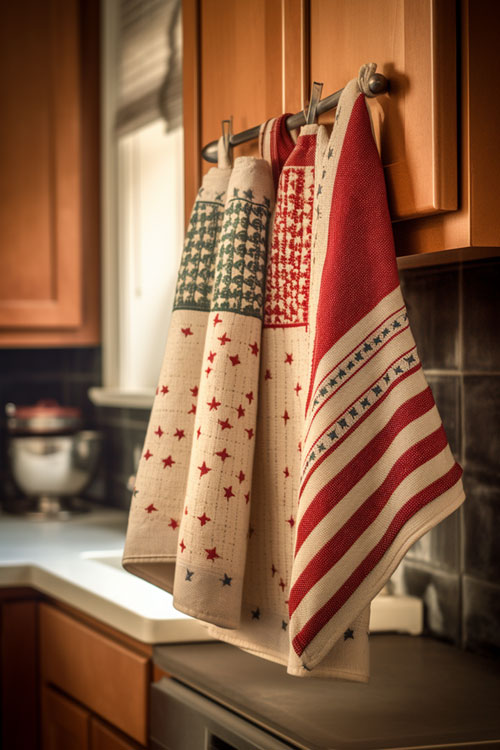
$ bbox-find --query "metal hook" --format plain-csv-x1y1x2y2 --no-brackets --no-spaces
221,118,233,160
305,81,324,124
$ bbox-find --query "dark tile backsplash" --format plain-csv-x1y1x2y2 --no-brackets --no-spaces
399,264,460,371
397,257,500,657
0,257,499,660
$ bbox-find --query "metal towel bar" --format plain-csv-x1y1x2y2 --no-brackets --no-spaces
201,72,388,163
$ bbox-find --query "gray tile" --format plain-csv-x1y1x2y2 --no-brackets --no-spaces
109,475,134,510
64,347,102,378
426,374,461,459
391,561,461,643
463,375,500,480
462,472,500,582
462,259,500,372
399,265,460,370
406,506,461,572
463,576,500,658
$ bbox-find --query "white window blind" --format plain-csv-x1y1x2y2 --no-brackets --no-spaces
116,0,182,134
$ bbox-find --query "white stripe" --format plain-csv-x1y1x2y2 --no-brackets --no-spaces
303,325,417,457
293,405,444,578
291,478,464,669
291,443,458,638
306,286,406,415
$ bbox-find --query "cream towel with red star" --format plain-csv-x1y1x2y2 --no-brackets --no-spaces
123,148,275,628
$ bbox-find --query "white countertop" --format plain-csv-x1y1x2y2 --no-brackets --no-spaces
0,506,423,645
0,506,211,644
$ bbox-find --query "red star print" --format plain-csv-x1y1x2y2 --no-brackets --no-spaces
179,539,186,552
283,466,290,478
218,418,232,430
154,426,164,437
265,370,272,380
245,391,254,404
223,486,235,500
236,470,245,483
184,506,188,515
207,350,217,363
298,441,302,453
144,449,153,461
181,327,193,337
249,341,259,356
282,410,290,424
197,513,211,526
215,447,230,461
205,547,220,561
190,385,199,397
207,396,221,411
162,455,175,468
174,428,185,441
245,428,254,440
285,353,293,365
196,426,202,439
168,518,179,530
145,504,157,513
229,354,241,366
286,516,295,527
213,314,222,327
279,578,286,592
205,366,212,377
236,404,245,418
198,461,211,477
161,385,169,394
294,382,302,395
244,492,250,504
188,403,197,414
271,564,277,577
218,332,231,346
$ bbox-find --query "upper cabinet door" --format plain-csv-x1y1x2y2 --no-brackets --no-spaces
0,0,82,329
310,0,457,221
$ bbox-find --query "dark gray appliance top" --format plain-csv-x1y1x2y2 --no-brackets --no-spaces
153,635,500,750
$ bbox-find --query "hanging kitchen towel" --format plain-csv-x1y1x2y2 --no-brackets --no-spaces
123,146,275,628
123,139,232,591
207,64,465,680
169,155,274,627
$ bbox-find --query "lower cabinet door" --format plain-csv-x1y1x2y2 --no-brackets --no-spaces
42,686,90,750
91,718,141,750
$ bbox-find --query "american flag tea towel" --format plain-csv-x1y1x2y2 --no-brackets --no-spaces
208,66,465,680
123,147,275,628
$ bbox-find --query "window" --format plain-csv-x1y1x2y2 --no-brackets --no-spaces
90,0,183,409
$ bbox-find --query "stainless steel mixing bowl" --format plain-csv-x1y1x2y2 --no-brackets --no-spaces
7,430,102,517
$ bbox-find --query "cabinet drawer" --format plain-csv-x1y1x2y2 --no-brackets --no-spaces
40,603,149,744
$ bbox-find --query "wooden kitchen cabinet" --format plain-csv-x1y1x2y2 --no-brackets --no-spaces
91,718,143,750
42,686,91,750
0,591,40,750
41,688,142,750
0,0,100,346
39,602,150,746
184,0,500,266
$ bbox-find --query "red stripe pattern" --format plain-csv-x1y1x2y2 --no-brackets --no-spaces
289,81,464,668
